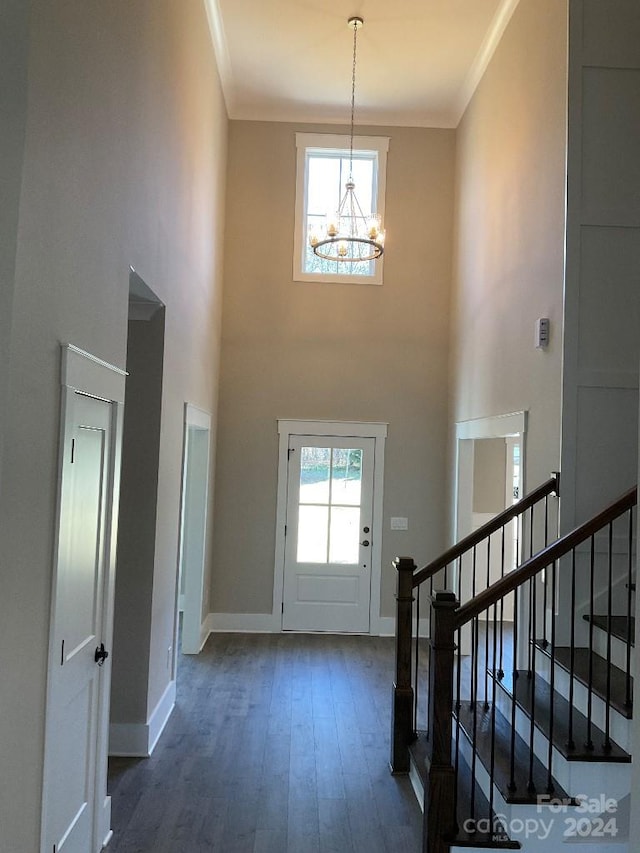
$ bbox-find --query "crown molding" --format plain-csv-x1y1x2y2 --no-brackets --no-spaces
454,0,520,126
203,0,235,115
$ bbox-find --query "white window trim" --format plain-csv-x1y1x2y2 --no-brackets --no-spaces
293,132,389,286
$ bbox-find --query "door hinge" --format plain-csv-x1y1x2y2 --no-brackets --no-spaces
281,602,284,614
284,524,287,537
60,640,65,666
288,447,294,459
70,438,75,463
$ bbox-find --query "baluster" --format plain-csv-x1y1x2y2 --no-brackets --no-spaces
414,585,420,734
470,616,479,826
527,573,537,795
391,557,416,772
567,548,576,750
541,495,549,647
508,584,518,794
498,525,505,679
527,506,534,674
489,602,498,823
585,536,595,751
604,523,613,751
626,508,634,709
547,558,557,792
472,545,477,598
484,537,491,709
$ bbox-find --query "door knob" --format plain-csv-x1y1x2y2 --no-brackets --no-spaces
363,526,370,533
94,643,109,666
361,539,370,547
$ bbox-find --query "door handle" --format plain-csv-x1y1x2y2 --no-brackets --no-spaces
361,540,370,547
94,643,109,666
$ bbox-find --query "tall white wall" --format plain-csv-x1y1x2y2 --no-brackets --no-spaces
0,2,227,849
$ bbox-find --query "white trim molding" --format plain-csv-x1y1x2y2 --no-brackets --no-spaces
61,343,127,402
454,0,521,124
203,0,235,115
456,410,527,442
205,612,281,634
108,680,176,758
293,134,389,286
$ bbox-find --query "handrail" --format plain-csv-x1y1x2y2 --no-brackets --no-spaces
412,473,559,588
454,485,637,628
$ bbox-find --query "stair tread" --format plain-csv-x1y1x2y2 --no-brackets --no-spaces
536,641,633,719
454,702,571,805
583,614,635,646
498,670,630,761
409,734,520,849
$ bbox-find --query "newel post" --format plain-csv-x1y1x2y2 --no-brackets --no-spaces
424,591,459,853
390,556,416,773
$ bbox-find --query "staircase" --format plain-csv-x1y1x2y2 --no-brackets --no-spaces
390,477,636,852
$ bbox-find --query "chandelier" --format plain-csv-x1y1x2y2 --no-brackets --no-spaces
309,16,385,263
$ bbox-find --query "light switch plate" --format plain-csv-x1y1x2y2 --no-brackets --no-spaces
391,517,408,530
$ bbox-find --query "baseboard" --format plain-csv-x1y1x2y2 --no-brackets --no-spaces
147,679,176,754
108,680,176,757
378,615,429,637
377,616,396,636
205,611,281,633
204,612,426,638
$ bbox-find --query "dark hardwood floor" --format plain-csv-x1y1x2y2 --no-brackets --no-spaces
107,632,423,852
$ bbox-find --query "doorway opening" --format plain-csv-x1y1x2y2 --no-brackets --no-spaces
109,269,165,757
176,404,212,655
454,412,526,650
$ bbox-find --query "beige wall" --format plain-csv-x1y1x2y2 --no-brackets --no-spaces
451,0,568,502
0,1,227,848
0,1,29,479
212,121,454,620
473,438,507,514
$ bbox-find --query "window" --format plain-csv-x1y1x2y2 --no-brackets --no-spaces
293,133,389,285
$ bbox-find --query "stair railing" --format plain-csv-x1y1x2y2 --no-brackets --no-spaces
391,474,560,774
417,486,636,853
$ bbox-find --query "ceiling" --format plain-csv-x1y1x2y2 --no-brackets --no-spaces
204,0,519,128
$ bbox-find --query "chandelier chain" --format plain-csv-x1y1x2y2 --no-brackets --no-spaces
349,19,358,179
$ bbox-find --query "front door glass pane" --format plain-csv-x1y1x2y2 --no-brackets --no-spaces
296,445,364,565
297,505,329,563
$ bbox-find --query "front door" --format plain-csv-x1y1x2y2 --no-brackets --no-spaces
282,435,375,632
43,392,114,853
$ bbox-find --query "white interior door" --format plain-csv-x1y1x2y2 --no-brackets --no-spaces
43,391,114,853
282,435,375,632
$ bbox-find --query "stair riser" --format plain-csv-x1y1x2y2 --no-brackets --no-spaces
590,626,635,679
455,732,629,853
535,655,631,750
493,684,631,801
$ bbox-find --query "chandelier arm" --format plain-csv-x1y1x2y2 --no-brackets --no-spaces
312,236,384,262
